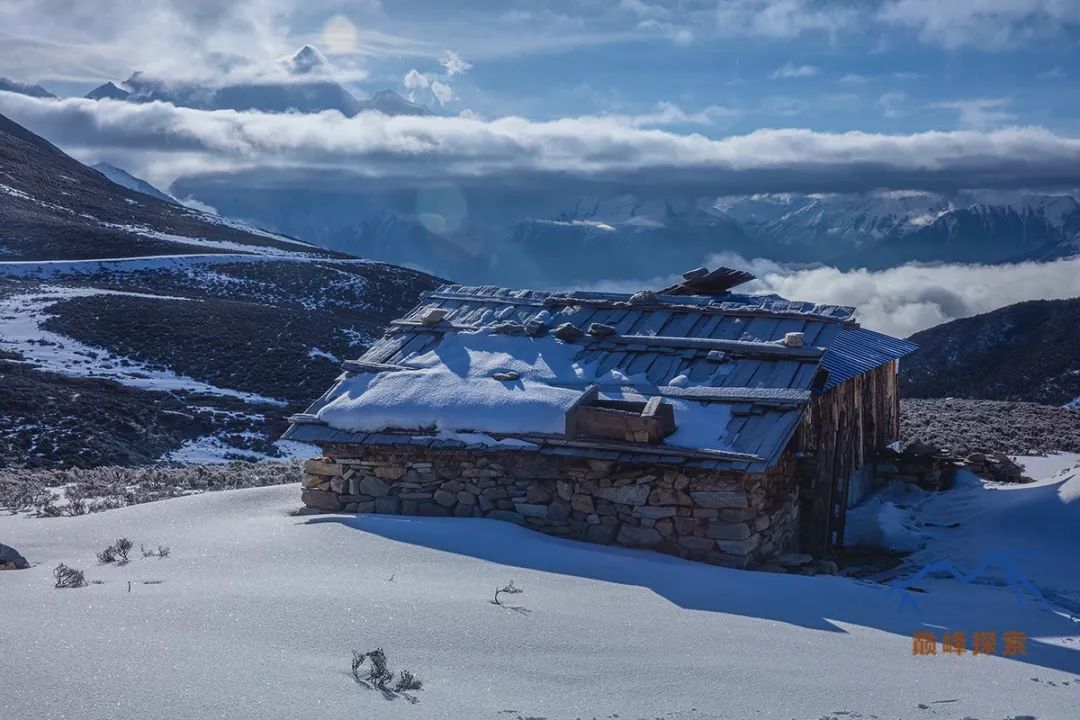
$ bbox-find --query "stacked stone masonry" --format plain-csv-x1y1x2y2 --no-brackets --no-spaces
301,444,800,568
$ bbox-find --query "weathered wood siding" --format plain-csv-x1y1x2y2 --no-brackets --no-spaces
794,361,900,555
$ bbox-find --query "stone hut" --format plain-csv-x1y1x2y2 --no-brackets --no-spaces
284,267,917,567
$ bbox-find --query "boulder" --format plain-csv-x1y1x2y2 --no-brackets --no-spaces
487,510,525,525
374,496,401,514
301,489,342,511
0,543,29,570
595,484,651,506
690,491,749,508
433,490,458,508
617,525,663,546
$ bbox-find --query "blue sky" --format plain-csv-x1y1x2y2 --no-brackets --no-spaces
2,0,1078,135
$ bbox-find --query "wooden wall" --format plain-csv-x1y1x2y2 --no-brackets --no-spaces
794,361,900,555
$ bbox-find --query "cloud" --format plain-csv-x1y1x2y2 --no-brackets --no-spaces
321,15,360,54
932,98,1013,130
838,73,867,85
1038,65,1067,79
438,50,472,77
769,63,820,79
876,91,906,118
4,92,1080,196
878,0,1080,50
730,254,1080,337
430,80,455,104
596,253,1080,338
607,101,740,128
715,0,857,39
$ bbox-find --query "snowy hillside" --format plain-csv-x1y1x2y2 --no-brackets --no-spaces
0,113,441,467
1,455,1078,719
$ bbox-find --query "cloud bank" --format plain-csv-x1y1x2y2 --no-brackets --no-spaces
592,255,1080,338
3,92,1080,194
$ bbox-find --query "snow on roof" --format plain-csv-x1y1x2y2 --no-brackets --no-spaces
285,281,916,471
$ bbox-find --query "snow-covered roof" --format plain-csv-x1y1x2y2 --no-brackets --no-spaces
284,281,916,472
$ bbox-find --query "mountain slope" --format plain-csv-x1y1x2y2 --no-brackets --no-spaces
0,110,337,260
901,297,1080,406
0,77,56,99
92,162,178,204
0,113,442,467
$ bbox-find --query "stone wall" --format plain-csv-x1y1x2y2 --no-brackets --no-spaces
300,444,800,568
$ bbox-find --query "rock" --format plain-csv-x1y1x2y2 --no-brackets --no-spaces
616,525,663,546
433,490,458,508
457,491,477,506
490,323,525,335
586,522,618,544
301,489,342,511
454,504,474,517
673,517,698,534
772,553,814,568
441,480,465,492
713,535,761,556
525,484,553,504
633,505,676,519
814,559,839,575
649,488,692,506
487,510,525,525
0,543,29,570
553,323,584,342
524,319,548,337
594,484,651,506
677,536,716,552
571,494,596,513
482,486,507,500
374,466,406,480
586,513,601,525
556,480,574,501
718,507,756,522
547,501,571,521
302,474,327,489
417,502,450,517
690,491,749,508
304,458,340,476
587,323,616,337
354,501,375,513
492,370,521,381
514,502,548,518
374,496,401,514
628,290,658,305
330,475,347,493
706,521,752,540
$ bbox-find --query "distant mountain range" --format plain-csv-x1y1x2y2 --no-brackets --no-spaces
901,297,1080,407
174,183,1080,286
83,46,431,117
0,77,56,99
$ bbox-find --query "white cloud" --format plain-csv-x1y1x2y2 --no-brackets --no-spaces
876,91,906,118
607,101,740,128
321,15,360,54
3,92,1080,195
879,0,1080,50
403,68,430,90
730,254,1080,337
438,50,472,77
932,98,1013,130
430,80,455,105
1038,65,1067,79
715,0,857,39
838,73,867,85
769,63,820,79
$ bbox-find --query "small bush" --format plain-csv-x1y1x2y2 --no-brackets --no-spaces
351,648,422,695
494,580,523,606
141,544,171,559
53,563,87,589
97,538,134,564
394,670,423,693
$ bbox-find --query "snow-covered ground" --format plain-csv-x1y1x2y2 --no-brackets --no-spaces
0,285,283,405
162,434,319,463
2,461,1079,719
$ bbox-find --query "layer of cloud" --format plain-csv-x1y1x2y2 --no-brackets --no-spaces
741,254,1080,337
932,98,1014,130
593,254,1080,338
879,0,1080,50
4,92,1080,195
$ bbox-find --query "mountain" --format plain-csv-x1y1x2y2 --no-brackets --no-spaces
92,162,177,204
716,190,1080,267
84,46,431,117
354,89,432,116
0,77,56,99
85,81,130,101
901,297,1080,407
172,179,1080,286
0,111,441,467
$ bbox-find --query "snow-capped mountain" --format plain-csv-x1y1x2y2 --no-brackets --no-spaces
92,162,178,204
0,76,57,99
83,46,431,117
